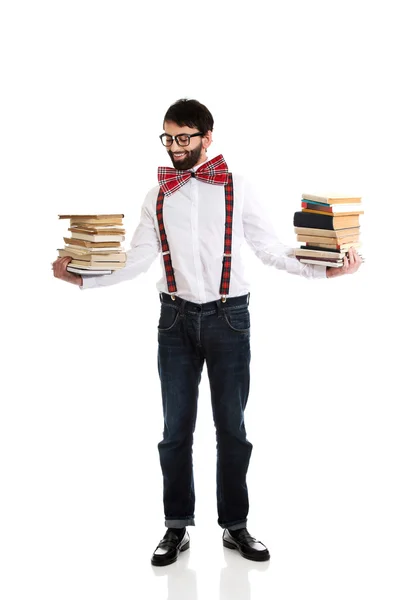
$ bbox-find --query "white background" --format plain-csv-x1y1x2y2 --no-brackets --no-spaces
1,1,399,599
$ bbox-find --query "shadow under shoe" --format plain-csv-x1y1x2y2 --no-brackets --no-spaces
151,529,190,567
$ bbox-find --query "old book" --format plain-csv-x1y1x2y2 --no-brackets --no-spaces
303,241,361,251
301,205,364,216
63,237,122,248
68,226,126,235
293,211,360,230
294,248,346,260
59,214,124,220
68,259,126,269
63,245,123,254
294,226,360,238
301,194,362,205
68,231,125,242
58,249,126,262
299,258,344,267
67,265,112,275
71,219,123,227
297,234,360,244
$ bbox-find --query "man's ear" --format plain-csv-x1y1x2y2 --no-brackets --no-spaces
202,130,213,150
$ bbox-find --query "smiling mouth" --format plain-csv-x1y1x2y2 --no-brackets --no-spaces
173,152,187,158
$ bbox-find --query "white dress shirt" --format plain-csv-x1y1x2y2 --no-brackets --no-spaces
80,157,326,301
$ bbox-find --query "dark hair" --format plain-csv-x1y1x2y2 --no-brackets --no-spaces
163,98,214,133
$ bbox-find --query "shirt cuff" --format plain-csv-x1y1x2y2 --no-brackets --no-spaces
313,264,328,279
79,276,99,290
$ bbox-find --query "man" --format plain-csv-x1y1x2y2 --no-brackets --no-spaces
53,98,362,566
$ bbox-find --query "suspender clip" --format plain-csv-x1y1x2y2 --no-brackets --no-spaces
221,295,227,303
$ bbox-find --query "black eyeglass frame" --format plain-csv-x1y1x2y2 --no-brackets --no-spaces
159,132,204,147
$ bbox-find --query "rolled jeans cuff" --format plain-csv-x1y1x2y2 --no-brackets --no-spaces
219,520,247,531
165,517,195,527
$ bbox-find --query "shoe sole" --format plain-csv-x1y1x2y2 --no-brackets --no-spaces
223,539,270,562
151,540,190,567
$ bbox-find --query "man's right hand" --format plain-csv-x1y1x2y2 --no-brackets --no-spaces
52,257,83,286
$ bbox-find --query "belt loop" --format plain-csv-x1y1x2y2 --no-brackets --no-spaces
247,292,250,305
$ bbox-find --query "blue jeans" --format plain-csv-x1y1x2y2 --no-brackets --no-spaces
157,292,253,530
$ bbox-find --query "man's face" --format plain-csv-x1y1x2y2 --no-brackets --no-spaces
163,121,208,170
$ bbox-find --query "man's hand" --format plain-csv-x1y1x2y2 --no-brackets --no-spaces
326,247,363,279
52,256,83,286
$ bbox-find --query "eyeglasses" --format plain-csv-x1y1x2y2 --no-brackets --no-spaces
159,132,204,147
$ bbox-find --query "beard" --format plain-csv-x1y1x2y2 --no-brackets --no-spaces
168,142,204,170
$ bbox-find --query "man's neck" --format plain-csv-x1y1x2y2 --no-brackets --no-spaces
192,155,209,170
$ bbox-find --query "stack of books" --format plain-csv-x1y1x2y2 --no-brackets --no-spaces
293,194,363,267
57,214,126,275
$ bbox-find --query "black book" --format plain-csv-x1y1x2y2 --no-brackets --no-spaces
300,245,342,253
293,211,359,230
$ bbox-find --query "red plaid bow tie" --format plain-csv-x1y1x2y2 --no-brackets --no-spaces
158,154,229,196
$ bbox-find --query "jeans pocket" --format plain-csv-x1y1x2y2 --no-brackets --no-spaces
223,306,251,332
158,304,180,331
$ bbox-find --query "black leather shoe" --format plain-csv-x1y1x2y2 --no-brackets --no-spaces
151,529,190,567
223,528,270,561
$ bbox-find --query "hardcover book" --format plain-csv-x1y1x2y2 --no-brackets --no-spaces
296,234,360,245
299,258,344,267
301,194,362,205
68,226,126,235
302,241,361,251
67,265,113,275
59,214,124,220
67,231,125,243
68,259,126,269
294,226,360,238
301,200,363,215
293,211,360,230
301,205,363,216
294,248,346,260
63,237,122,248
58,249,126,262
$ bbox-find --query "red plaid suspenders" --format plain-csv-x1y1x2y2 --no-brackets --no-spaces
156,173,234,303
